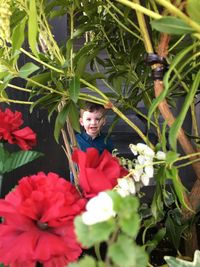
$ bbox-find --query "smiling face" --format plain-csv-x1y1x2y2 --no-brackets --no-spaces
80,110,105,139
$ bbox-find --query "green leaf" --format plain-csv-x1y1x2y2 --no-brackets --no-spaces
165,250,200,267
116,196,140,238
165,209,186,250
4,150,43,174
169,71,200,150
68,101,81,133
54,103,70,143
68,255,97,267
69,76,80,103
26,72,51,88
146,227,166,254
19,63,40,79
28,0,38,56
151,16,195,35
187,0,200,24
11,16,27,56
108,234,148,267
165,151,180,165
166,167,191,211
74,215,115,248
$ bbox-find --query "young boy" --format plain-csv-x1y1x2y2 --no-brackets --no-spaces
76,101,114,154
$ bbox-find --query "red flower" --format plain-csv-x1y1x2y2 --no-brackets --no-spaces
72,148,129,198
0,108,36,150
0,172,86,267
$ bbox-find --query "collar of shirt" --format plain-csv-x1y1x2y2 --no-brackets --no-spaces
82,131,102,141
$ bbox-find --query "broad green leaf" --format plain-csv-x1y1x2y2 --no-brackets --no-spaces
169,71,200,150
74,215,115,248
165,151,180,165
69,76,80,103
54,103,70,143
151,16,195,35
4,151,43,174
165,250,200,267
115,195,140,238
19,63,40,79
28,0,38,56
12,16,27,55
68,255,97,267
108,234,148,267
187,0,200,24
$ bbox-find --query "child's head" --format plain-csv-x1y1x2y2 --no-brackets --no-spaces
79,102,106,138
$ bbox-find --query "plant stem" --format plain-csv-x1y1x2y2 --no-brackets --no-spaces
116,0,162,19
20,48,64,74
112,105,154,148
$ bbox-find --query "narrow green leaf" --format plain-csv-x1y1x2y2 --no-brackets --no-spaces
169,71,200,151
166,167,191,211
26,72,51,88
54,104,70,143
12,16,27,55
187,0,200,24
19,63,40,79
69,76,80,103
28,0,38,56
151,16,195,35
4,151,43,173
68,102,81,133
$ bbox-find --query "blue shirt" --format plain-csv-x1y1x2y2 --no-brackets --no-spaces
75,131,114,154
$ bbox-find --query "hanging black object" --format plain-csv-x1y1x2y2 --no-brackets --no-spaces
145,53,169,80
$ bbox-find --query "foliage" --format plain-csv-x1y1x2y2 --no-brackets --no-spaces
0,0,200,266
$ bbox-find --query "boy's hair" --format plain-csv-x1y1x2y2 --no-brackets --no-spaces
80,102,105,117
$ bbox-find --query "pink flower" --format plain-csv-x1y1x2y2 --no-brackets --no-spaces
0,108,36,150
72,148,129,199
0,172,86,267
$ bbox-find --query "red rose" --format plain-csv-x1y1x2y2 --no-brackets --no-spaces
72,148,129,198
0,172,86,267
0,108,36,150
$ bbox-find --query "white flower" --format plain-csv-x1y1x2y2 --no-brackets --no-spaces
156,151,166,160
82,192,116,225
116,177,136,197
140,173,151,186
143,146,155,159
129,144,138,156
133,164,143,182
137,155,146,165
136,143,148,153
144,165,154,178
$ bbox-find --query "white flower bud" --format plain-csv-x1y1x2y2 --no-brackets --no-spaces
156,151,166,160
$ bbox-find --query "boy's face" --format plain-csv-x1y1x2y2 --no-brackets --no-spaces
80,110,105,138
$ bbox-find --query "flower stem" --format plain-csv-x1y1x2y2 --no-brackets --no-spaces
116,0,162,20
20,48,64,74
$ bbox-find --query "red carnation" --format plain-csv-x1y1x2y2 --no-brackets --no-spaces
0,172,86,267
0,108,36,150
72,148,129,199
